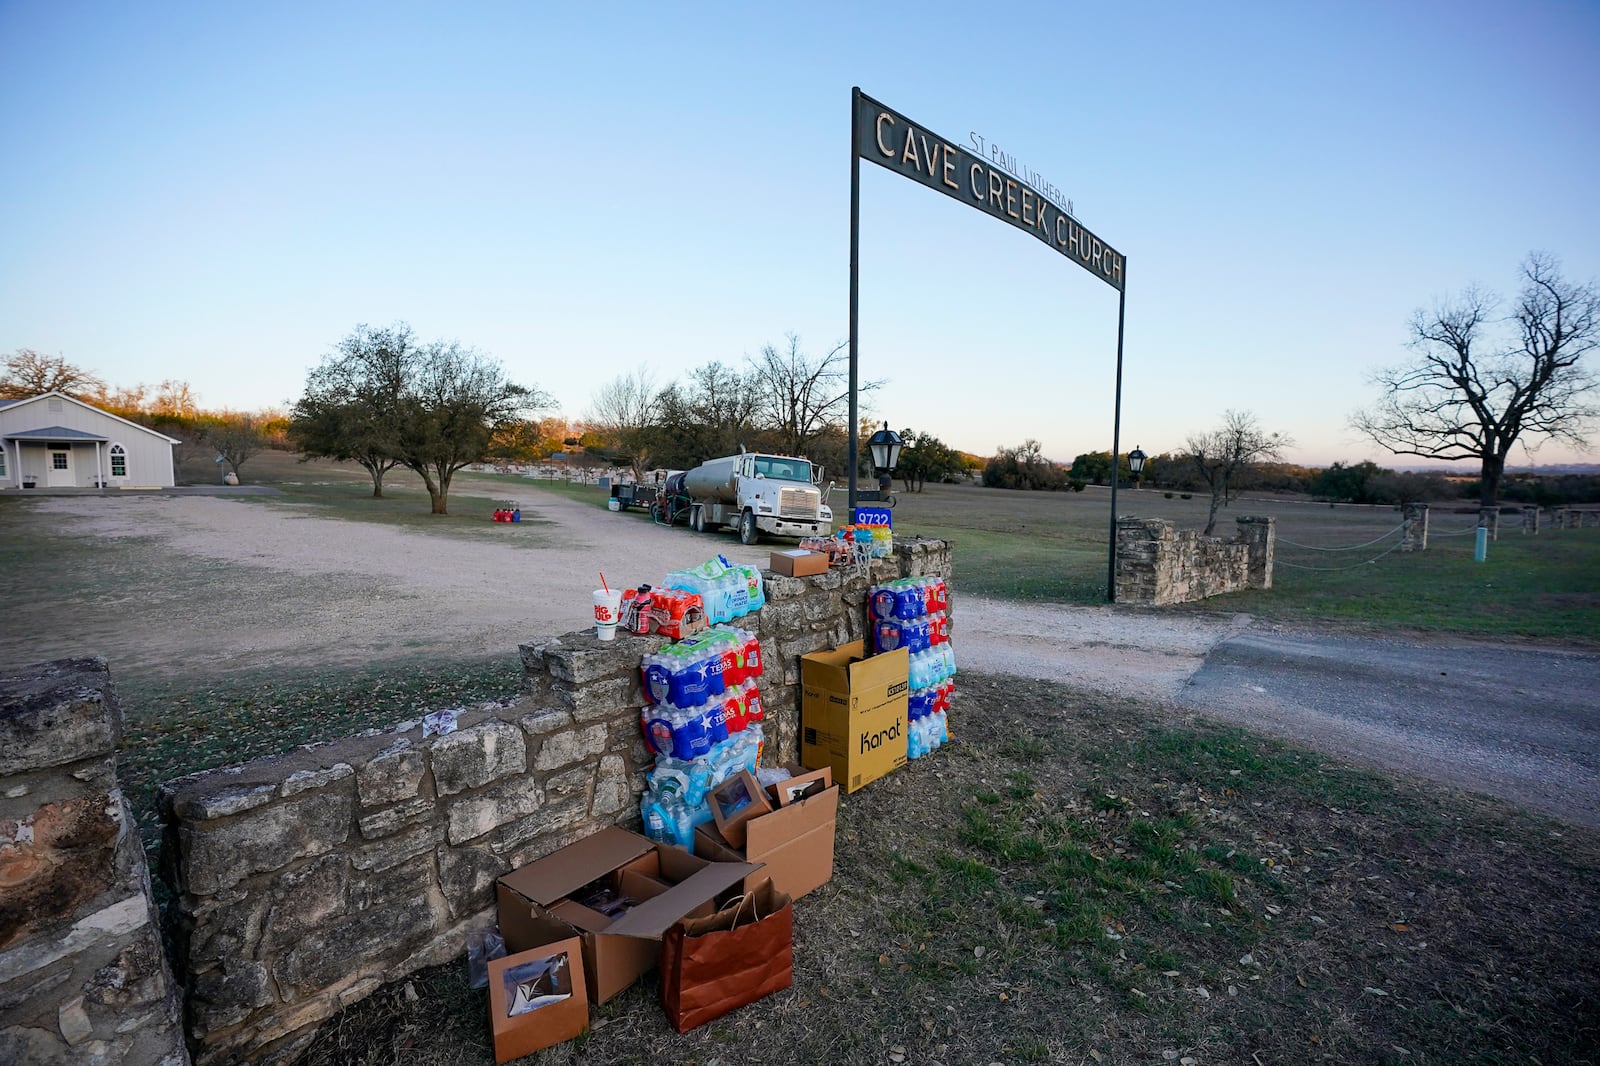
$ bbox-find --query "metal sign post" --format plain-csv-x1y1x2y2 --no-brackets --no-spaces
848,87,1129,599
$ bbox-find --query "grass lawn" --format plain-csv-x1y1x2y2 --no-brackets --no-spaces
884,482,1600,642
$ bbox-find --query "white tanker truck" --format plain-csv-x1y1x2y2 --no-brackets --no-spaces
662,450,833,544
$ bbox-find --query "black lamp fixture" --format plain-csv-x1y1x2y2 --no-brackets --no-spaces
867,422,903,474
1128,445,1147,487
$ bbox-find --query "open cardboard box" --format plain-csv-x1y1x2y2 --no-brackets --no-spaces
708,769,773,850
695,765,839,901
497,826,758,1004
769,548,830,577
486,918,588,1063
800,641,909,793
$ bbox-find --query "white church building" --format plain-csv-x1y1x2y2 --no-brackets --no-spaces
0,392,181,490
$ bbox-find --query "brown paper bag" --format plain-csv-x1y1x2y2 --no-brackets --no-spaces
659,877,794,1032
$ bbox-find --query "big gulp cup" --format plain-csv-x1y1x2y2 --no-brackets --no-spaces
593,589,623,640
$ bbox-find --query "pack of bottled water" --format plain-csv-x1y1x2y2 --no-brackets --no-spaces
636,622,769,848
870,575,955,759
662,555,766,626
638,726,764,847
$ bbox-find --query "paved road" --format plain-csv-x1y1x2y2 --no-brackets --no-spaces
959,597,1600,829
1176,631,1600,828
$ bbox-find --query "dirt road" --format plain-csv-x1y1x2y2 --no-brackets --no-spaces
6,486,1597,827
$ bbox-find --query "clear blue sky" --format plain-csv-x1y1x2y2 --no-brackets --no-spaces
3,2,1597,468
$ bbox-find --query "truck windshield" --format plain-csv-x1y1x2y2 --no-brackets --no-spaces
754,457,812,482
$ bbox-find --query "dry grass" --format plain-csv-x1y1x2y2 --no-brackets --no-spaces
299,674,1600,1066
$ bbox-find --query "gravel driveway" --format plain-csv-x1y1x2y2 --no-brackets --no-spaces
7,485,1597,828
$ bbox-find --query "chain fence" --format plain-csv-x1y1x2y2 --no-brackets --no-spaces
1275,521,1407,572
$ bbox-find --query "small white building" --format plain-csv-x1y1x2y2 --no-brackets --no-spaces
0,392,181,490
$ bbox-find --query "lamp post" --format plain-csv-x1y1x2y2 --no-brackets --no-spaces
866,422,903,499
1127,446,1146,490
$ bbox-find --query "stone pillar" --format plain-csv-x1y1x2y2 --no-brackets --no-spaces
1114,517,1173,604
1401,503,1430,552
1478,506,1500,541
0,658,189,1066
1235,515,1276,590
1522,508,1540,535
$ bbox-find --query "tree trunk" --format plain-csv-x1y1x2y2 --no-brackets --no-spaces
431,467,454,515
1203,492,1222,536
1479,452,1506,506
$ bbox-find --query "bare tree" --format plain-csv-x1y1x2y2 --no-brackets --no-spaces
0,349,104,400
153,379,200,417
747,333,880,457
586,369,659,481
1353,253,1599,505
1185,410,1292,534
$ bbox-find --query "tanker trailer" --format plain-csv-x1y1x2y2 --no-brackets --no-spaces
679,451,833,544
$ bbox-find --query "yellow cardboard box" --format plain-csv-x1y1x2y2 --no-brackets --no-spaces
799,641,908,792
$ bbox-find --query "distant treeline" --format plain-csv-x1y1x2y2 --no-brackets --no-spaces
988,448,1600,506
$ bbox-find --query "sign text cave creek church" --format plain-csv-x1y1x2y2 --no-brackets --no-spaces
854,93,1125,292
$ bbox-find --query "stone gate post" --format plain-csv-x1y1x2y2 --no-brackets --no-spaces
0,658,189,1066
1401,503,1429,552
1236,515,1275,590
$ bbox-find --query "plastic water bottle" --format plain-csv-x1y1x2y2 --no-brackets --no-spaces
716,628,745,686
699,698,730,747
742,630,763,680
875,618,905,655
742,565,765,613
907,712,925,760
641,650,674,705
671,705,710,759
721,690,747,734
724,570,750,619
648,756,691,798
703,638,726,697
642,795,672,842
741,679,765,723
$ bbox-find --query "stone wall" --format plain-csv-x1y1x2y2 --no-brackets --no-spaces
0,658,188,1066
1114,515,1275,605
157,538,950,1065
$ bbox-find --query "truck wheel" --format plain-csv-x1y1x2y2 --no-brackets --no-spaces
738,510,759,545
691,505,706,533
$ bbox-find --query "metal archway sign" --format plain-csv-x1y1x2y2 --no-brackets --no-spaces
847,87,1130,601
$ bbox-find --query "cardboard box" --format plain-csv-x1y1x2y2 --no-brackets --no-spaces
769,548,830,578
773,766,833,807
800,641,909,793
708,770,773,849
486,921,588,1063
496,826,758,1004
695,766,840,901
